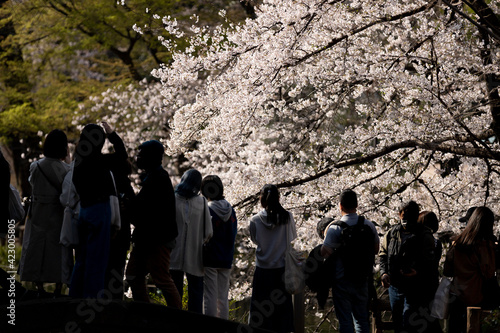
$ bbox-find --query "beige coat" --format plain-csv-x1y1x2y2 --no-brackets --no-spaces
170,194,212,276
19,158,71,284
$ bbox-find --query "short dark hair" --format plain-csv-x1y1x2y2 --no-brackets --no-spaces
138,140,164,165
399,200,420,222
339,189,357,210
201,175,224,200
43,129,68,159
418,211,439,233
317,217,334,239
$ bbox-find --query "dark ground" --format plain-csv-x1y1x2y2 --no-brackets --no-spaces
0,294,270,333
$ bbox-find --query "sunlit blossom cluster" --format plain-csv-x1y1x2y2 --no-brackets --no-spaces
86,0,500,301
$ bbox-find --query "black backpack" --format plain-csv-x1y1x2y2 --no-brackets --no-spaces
334,216,375,283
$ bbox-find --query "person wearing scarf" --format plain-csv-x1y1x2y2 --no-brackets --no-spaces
170,169,212,313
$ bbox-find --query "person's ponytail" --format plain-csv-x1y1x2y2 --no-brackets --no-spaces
260,184,289,226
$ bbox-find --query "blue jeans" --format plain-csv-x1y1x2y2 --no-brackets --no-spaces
70,201,111,298
332,278,370,333
388,285,410,332
389,285,441,333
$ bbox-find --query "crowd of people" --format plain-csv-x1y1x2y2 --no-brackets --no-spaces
245,187,499,333
1,123,499,333
317,194,498,333
1,123,238,319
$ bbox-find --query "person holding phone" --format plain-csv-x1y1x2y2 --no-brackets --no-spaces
70,122,127,298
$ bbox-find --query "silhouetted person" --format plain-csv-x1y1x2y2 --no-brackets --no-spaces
0,149,10,244
321,189,379,333
417,211,443,333
201,175,237,319
379,201,436,333
170,169,212,313
248,184,295,333
19,129,70,297
105,149,134,299
70,123,127,298
444,207,499,333
125,140,181,308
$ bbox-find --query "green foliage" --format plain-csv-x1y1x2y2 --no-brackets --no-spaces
483,309,500,333
0,0,251,194
0,242,22,269
0,103,44,138
149,290,168,306
148,281,189,310
0,0,250,143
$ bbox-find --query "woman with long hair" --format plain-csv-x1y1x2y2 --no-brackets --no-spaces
70,122,128,298
444,206,498,333
248,184,295,333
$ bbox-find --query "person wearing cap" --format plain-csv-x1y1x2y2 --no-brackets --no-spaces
456,206,499,270
459,207,479,224
125,140,181,308
200,175,238,319
444,207,499,332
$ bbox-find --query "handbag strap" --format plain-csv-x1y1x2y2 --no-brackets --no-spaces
65,162,75,207
203,197,207,241
285,214,291,252
109,170,118,196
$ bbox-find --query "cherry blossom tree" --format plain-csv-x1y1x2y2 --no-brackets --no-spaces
150,0,500,238
88,0,500,302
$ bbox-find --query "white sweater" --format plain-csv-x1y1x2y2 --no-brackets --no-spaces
170,194,213,276
249,210,296,269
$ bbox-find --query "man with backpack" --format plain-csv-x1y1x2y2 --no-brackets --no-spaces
321,189,380,333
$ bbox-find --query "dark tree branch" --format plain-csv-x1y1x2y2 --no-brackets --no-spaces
286,1,437,68
239,0,257,19
233,129,497,209
441,0,500,42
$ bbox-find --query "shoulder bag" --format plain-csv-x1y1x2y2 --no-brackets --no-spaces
109,171,121,230
8,184,24,222
430,277,452,319
60,167,80,247
284,221,305,294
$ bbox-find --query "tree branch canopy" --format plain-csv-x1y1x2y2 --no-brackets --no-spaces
233,129,498,209
151,0,500,230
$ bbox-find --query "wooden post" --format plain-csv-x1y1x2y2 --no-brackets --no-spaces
466,307,482,333
293,291,305,333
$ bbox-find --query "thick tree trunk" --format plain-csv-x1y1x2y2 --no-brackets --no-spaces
466,1,500,138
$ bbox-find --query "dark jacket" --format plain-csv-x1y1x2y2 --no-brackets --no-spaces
131,166,177,247
379,223,436,301
304,244,335,309
73,132,128,208
444,240,497,307
203,200,237,269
